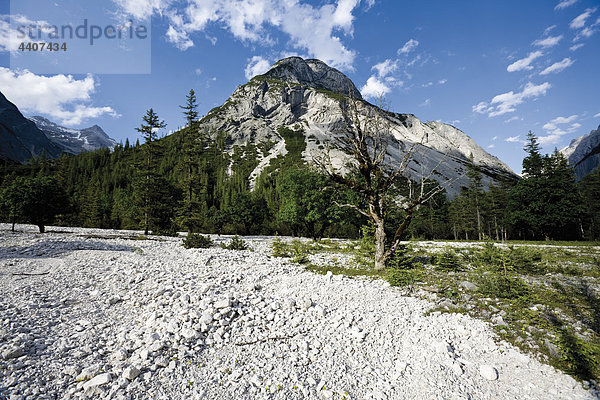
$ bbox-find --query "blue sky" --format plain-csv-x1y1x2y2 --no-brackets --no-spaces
1,0,599,173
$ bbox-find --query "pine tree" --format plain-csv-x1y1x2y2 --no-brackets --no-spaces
522,131,544,178
176,90,204,233
135,108,167,235
466,153,484,240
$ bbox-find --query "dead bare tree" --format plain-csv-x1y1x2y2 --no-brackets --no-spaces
316,96,452,270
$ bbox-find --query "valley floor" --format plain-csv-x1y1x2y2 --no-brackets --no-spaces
0,224,596,399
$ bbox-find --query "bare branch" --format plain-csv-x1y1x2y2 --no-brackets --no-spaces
334,201,370,218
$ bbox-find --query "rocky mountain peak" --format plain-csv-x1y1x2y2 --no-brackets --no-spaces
262,57,362,100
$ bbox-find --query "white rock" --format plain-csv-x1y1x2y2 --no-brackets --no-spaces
215,299,231,309
479,365,499,380
83,373,112,390
122,366,141,381
181,328,199,340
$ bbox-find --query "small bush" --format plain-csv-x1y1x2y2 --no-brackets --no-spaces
509,246,543,274
435,247,462,271
475,242,504,268
221,236,249,251
387,268,423,287
478,274,531,300
386,245,423,287
182,233,213,249
271,235,290,257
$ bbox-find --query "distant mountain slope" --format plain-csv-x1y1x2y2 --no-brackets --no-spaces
198,57,517,196
560,125,600,181
0,91,63,163
29,116,117,155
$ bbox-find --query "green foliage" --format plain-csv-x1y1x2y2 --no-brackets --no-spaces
0,175,68,233
386,244,423,287
277,168,340,239
271,235,290,257
478,273,531,300
434,246,462,271
555,327,600,381
182,233,213,249
220,235,250,251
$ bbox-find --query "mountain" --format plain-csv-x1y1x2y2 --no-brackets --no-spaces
29,116,117,155
560,125,600,181
0,91,64,163
198,57,517,196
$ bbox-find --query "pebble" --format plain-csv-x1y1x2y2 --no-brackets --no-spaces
479,365,499,381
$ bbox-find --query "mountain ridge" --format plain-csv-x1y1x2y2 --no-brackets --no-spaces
560,125,600,180
29,116,117,155
197,57,517,196
0,91,63,163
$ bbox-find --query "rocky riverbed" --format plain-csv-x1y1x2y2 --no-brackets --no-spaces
0,224,595,399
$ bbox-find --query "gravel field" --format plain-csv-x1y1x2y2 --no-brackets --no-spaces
0,224,596,399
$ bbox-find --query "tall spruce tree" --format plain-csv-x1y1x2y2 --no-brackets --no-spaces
466,154,484,240
176,90,204,233
135,108,167,235
507,132,583,240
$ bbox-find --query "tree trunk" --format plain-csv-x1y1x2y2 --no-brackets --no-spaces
476,202,482,240
38,224,45,233
374,218,387,270
11,218,15,232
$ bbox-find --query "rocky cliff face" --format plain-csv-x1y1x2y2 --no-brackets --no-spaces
560,125,600,181
0,91,63,163
199,57,517,196
29,116,117,155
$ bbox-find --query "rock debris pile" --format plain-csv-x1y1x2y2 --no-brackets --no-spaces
0,225,595,399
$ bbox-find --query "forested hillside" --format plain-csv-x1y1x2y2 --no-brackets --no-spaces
1,100,599,242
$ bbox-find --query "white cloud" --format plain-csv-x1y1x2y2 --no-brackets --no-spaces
244,55,271,80
114,0,370,71
112,0,169,20
371,59,398,78
532,35,563,48
540,58,574,75
421,82,433,87
539,115,581,145
398,38,419,54
544,25,557,35
594,112,600,118
555,0,578,10
505,116,520,123
570,8,596,29
505,135,522,143
0,14,55,52
570,43,584,51
0,68,119,126
543,114,578,131
507,51,543,72
166,25,194,50
492,136,498,141
438,79,447,85
487,144,495,149
474,82,551,118
360,76,391,99
195,68,202,75
420,98,431,107
472,102,492,114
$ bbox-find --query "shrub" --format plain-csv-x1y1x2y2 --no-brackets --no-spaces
386,245,423,287
182,233,213,249
508,246,543,274
271,235,290,257
435,246,462,271
478,274,531,300
221,235,250,250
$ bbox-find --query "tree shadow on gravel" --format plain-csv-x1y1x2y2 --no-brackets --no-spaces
0,240,134,260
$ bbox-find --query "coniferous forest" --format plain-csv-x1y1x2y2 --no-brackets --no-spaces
1,92,599,242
